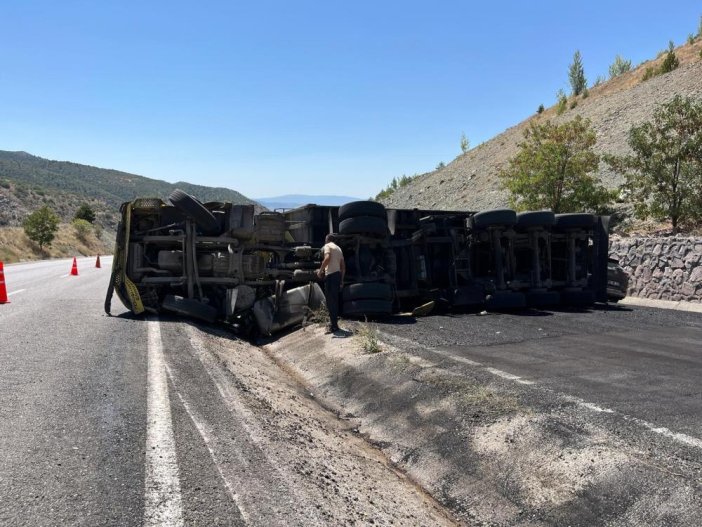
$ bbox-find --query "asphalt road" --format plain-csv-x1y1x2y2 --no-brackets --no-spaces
0,258,247,526
2,258,701,526
377,303,702,441
0,258,454,527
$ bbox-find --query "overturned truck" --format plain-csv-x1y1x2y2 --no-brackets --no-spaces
105,190,612,335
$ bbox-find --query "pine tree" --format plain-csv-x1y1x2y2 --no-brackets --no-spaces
568,50,587,96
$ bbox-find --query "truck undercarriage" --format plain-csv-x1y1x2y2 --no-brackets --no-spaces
106,190,614,336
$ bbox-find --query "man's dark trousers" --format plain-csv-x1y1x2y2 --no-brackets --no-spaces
324,271,341,331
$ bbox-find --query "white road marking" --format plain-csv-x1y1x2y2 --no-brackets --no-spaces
377,329,702,451
144,320,184,527
484,367,535,385
7,289,26,296
639,423,702,450
377,330,483,366
166,367,250,524
180,324,324,525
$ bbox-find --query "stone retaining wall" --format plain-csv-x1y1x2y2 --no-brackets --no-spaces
609,237,702,302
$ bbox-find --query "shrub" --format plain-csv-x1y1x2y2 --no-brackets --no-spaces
436,162,446,170
556,89,568,115
688,33,696,45
356,321,382,354
537,104,544,114
23,206,59,250
460,132,470,153
642,66,659,81
660,45,680,74
592,75,605,87
0,179,10,189
74,203,96,223
582,87,589,99
609,55,632,78
72,218,92,241
570,99,578,109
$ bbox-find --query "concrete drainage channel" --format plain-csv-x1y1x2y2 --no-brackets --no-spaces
262,322,702,527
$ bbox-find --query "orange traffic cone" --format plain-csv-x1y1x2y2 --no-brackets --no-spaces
0,261,9,304
95,254,101,268
70,257,79,276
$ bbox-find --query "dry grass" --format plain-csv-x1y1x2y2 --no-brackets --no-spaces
538,38,702,120
418,371,521,416
355,322,383,354
305,302,330,327
0,224,113,263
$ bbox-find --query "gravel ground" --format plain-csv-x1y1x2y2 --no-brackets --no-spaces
265,305,702,526
188,323,457,526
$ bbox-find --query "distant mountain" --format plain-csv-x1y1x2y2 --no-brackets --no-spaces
256,194,363,210
0,150,259,227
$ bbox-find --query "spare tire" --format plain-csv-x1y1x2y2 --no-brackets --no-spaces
470,208,517,229
339,216,388,237
554,213,596,229
339,201,387,222
342,299,393,317
516,211,556,228
342,283,393,302
169,189,220,235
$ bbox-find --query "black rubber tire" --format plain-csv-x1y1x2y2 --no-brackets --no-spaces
339,216,388,237
162,295,219,323
342,299,393,317
516,211,556,228
342,283,393,302
169,189,220,235
554,213,596,229
470,208,517,229
560,289,596,307
525,290,560,307
339,201,387,222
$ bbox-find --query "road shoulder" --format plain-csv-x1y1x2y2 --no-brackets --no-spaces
264,323,702,526
619,296,702,313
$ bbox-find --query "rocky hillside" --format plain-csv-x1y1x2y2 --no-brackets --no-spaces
0,150,259,228
380,39,702,212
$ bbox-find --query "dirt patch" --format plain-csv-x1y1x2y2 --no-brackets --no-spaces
0,225,112,263
189,324,457,526
263,323,702,526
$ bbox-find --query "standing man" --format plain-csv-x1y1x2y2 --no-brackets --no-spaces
317,234,345,333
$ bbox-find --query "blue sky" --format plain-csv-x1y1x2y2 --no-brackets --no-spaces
1,1,700,199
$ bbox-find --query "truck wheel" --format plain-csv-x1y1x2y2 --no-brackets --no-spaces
339,216,388,237
339,201,387,222
516,211,556,228
470,208,517,229
169,189,220,235
342,283,393,302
